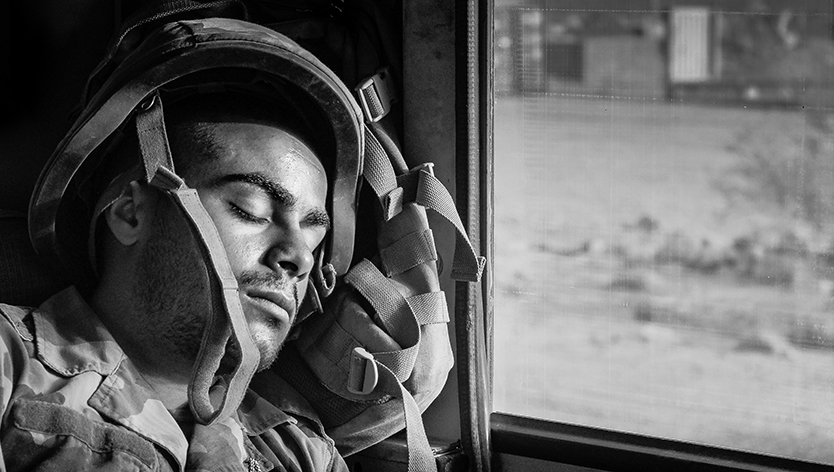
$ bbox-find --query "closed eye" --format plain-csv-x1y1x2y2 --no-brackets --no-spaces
229,203,270,224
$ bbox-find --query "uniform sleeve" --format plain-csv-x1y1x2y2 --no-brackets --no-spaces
0,305,35,472
327,446,350,472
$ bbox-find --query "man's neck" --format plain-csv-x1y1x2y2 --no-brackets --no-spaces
132,365,192,412
89,286,192,412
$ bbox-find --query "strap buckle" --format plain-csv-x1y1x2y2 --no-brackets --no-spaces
355,67,397,123
348,347,379,395
411,162,435,177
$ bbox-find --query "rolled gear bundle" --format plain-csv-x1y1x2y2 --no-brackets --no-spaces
29,8,364,426
273,146,479,462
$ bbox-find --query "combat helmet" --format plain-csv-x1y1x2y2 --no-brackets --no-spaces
28,4,364,425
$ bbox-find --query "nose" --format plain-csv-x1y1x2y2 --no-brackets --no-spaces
264,226,316,279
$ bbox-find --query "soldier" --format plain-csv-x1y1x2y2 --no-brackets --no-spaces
0,16,375,472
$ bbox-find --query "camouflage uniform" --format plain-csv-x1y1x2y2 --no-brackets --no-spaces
0,287,349,472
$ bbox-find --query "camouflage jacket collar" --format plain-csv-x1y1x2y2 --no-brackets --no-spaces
31,287,297,472
34,287,123,377
33,287,190,467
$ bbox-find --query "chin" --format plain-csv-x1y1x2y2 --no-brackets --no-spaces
248,318,289,371
254,339,283,371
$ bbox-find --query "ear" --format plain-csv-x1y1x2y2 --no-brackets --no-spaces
103,181,156,246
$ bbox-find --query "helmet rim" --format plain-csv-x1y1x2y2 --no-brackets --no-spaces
29,17,364,286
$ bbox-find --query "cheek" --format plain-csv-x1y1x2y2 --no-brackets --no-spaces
200,198,264,275
213,224,265,276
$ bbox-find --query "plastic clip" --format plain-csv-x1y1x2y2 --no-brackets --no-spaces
355,67,397,123
411,162,435,176
347,347,379,395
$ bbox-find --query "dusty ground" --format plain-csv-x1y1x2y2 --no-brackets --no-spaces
493,95,834,464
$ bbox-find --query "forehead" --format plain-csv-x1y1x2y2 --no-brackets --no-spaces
179,121,328,192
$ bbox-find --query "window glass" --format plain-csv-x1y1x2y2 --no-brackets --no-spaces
493,1,834,465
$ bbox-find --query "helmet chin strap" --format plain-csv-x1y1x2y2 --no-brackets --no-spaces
294,246,337,327
134,92,260,426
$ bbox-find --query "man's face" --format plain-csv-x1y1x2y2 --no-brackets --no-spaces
137,121,329,372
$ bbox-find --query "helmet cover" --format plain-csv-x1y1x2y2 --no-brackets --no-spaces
30,17,364,287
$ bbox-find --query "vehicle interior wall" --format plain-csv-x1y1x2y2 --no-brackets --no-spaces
2,0,113,214
402,0,464,447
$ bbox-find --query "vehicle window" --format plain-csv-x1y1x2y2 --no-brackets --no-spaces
493,1,834,465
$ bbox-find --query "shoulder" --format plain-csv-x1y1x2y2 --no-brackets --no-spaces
0,303,36,369
261,412,349,472
244,375,348,472
0,303,37,408
0,303,35,344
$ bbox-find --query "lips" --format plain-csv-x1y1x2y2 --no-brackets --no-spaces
244,287,296,323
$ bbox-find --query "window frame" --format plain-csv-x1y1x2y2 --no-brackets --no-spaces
472,1,834,471
491,413,834,472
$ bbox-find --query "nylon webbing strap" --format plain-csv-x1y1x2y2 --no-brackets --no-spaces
377,362,438,472
364,127,403,221
407,292,449,325
170,188,260,425
345,260,414,341
345,260,421,382
336,263,437,472
379,229,437,277
370,348,418,385
135,93,176,181
362,123,483,281
368,121,409,174
134,95,259,425
398,170,486,282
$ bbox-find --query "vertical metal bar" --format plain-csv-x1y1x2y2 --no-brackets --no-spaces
456,0,492,470
480,0,495,418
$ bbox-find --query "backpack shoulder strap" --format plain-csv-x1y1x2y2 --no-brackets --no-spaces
363,126,486,282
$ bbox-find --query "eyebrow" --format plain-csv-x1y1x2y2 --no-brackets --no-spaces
209,172,331,229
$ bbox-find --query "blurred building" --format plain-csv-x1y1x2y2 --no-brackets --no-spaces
495,0,834,106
